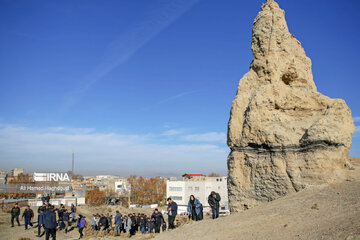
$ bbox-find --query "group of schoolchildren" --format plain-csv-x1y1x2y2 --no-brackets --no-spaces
10,201,86,240
9,191,221,239
38,201,86,239
90,208,167,237
10,203,34,229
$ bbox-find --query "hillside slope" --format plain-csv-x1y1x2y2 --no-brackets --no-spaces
156,158,360,240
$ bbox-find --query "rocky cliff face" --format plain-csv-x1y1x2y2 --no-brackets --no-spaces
227,0,355,211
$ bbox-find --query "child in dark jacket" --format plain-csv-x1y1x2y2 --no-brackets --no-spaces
22,205,34,230
146,217,153,233
139,216,146,234
63,209,71,233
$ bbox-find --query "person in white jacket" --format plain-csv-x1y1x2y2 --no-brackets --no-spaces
124,215,132,233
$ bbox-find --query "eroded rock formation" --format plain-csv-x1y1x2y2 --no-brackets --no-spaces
227,0,355,211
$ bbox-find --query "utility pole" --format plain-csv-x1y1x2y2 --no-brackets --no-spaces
72,152,75,174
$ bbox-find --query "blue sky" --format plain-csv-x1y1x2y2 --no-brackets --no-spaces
0,0,359,176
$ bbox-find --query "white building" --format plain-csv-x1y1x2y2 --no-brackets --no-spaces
10,168,24,177
95,175,120,182
114,179,131,195
166,174,228,212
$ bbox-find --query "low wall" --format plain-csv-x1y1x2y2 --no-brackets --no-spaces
28,197,77,207
1,197,79,211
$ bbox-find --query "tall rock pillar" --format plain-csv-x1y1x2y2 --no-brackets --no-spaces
227,0,355,211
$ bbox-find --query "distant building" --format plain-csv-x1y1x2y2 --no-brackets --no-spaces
166,173,229,212
79,175,122,193
82,176,96,183
114,179,131,195
182,173,206,181
169,177,178,181
10,168,24,177
95,175,120,182
82,182,98,191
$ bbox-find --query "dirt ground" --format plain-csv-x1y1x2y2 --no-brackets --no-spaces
1,157,359,240
155,157,360,240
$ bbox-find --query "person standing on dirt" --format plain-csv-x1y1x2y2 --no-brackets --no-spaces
90,214,97,231
114,210,122,236
187,195,201,221
151,208,165,233
139,215,146,234
71,203,76,222
22,205,34,230
44,205,57,240
63,209,71,234
57,204,65,230
38,202,46,213
10,203,21,227
45,194,50,202
121,216,126,233
98,213,109,231
124,215,132,233
37,203,46,237
167,197,178,229
107,213,113,229
136,213,141,233
208,191,221,219
77,214,86,239
146,216,153,233
129,213,137,237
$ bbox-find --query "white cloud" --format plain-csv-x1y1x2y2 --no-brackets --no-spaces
182,132,226,143
0,124,227,176
47,127,95,134
355,126,360,133
161,129,182,136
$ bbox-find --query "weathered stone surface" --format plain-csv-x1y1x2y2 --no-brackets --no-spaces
227,0,355,211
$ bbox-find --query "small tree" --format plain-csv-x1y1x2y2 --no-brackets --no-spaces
127,175,166,205
87,189,106,206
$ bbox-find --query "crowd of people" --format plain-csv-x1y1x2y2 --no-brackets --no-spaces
9,191,222,239
10,201,85,240
89,197,179,237
90,208,167,237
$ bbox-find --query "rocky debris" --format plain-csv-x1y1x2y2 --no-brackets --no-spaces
227,0,355,211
